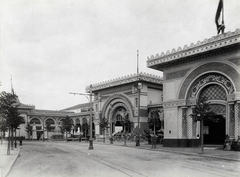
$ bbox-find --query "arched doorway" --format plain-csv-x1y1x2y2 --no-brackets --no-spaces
112,106,132,134
198,84,227,144
187,72,235,145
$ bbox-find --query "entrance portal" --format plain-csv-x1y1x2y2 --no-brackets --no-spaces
204,116,225,144
198,82,227,145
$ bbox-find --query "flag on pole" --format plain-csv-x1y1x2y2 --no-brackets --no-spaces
11,75,15,95
215,0,225,34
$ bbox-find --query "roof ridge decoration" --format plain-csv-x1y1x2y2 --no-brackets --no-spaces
86,72,163,92
147,28,240,67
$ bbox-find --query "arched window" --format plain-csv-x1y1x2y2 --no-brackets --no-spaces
30,118,41,124
45,118,55,125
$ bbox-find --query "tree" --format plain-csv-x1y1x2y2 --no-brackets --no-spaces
82,122,88,141
190,97,220,154
122,115,130,146
0,117,8,145
25,123,32,140
98,117,109,143
45,122,52,141
148,109,161,134
0,91,24,154
61,116,72,142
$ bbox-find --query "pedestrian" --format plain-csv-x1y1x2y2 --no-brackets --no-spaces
151,134,157,149
223,135,231,150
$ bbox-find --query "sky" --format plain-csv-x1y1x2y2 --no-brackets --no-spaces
1,0,240,110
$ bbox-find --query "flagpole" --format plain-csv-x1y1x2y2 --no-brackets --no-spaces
137,50,139,76
222,0,224,25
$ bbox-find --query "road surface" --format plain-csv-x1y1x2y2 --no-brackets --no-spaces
8,141,240,177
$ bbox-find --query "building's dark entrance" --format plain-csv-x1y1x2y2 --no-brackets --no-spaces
204,116,225,145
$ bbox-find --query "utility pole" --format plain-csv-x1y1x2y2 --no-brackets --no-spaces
70,84,94,150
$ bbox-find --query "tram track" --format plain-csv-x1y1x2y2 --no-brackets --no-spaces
56,144,148,177
55,143,240,177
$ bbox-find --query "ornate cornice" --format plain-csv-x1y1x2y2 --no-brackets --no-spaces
147,103,163,108
163,100,186,108
147,28,240,70
86,72,163,92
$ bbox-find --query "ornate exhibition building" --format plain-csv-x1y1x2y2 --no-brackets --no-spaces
15,29,240,147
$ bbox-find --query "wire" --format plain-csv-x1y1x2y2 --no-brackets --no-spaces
97,0,158,73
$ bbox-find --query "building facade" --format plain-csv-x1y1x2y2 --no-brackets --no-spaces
13,73,163,140
86,73,163,139
147,29,240,147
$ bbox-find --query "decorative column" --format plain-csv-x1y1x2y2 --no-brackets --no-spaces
229,102,235,138
181,107,188,138
187,107,193,139
32,123,37,140
178,107,182,138
235,101,240,139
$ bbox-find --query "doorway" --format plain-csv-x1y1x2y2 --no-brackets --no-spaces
204,116,225,144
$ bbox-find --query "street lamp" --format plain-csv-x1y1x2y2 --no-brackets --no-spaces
70,84,94,150
136,82,142,146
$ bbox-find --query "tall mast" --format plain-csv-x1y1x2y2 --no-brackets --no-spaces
137,50,139,76
222,0,224,25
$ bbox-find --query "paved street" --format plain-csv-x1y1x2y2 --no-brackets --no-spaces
6,141,240,177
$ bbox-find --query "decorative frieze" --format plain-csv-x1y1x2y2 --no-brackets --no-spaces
163,100,186,108
86,72,163,92
147,29,240,68
166,69,190,80
99,85,132,95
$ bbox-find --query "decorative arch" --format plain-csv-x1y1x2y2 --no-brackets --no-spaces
178,62,240,99
45,118,56,125
29,118,41,124
187,74,234,99
102,94,134,121
110,102,131,122
102,94,134,113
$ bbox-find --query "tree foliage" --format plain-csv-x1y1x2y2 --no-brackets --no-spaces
98,117,109,130
0,91,24,129
148,109,161,133
45,122,52,132
25,123,32,134
190,97,221,122
61,116,72,133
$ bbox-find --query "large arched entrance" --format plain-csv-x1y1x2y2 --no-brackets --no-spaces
112,106,132,134
198,84,226,144
102,94,134,136
188,73,234,145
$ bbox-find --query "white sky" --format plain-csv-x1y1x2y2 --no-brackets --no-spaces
1,0,240,110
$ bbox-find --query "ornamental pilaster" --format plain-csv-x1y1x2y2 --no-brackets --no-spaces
180,107,188,138
187,107,193,139
235,101,240,139
228,102,235,138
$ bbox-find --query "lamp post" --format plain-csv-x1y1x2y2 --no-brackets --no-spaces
70,84,94,150
136,82,142,146
136,50,142,146
89,84,93,150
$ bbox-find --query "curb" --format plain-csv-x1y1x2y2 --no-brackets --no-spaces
4,147,21,177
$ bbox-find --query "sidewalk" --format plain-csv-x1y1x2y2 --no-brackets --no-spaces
0,141,20,177
94,139,240,162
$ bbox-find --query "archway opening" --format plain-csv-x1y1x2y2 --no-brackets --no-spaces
198,84,227,145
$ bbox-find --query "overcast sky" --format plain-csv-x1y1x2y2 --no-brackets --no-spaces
1,0,240,110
